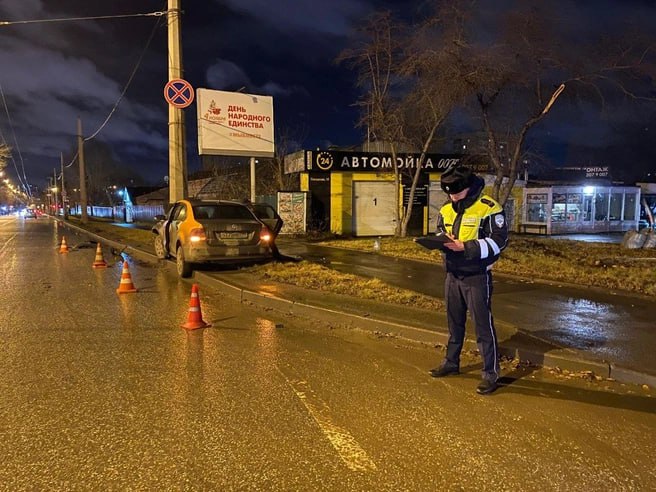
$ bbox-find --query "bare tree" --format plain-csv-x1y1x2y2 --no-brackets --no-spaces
0,145,13,204
270,127,304,192
395,16,471,236
436,0,656,204
339,9,469,236
0,144,9,171
249,127,304,197
63,141,145,206
209,164,250,200
340,0,655,240
338,11,408,235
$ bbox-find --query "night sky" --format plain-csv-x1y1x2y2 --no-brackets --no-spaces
0,0,654,190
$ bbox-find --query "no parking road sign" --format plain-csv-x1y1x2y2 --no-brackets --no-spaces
164,79,194,108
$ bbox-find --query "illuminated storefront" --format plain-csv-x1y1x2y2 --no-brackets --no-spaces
522,185,640,234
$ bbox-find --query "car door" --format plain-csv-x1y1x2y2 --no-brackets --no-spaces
168,203,187,255
252,204,283,236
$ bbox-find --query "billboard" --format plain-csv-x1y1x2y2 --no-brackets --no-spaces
197,88,274,158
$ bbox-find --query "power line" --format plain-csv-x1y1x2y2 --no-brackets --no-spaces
62,150,79,170
85,14,164,142
4,5,168,190
0,11,167,27
0,82,31,198
59,6,165,172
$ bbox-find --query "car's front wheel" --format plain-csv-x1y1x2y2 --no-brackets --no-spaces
176,245,192,278
154,235,169,259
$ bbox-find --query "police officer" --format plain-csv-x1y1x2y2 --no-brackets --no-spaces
429,165,508,395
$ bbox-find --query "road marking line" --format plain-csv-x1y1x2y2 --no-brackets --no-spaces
277,367,377,472
0,233,16,254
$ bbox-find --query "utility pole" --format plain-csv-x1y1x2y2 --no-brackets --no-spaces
250,157,256,202
168,0,187,204
46,178,51,212
77,117,88,223
53,168,59,216
60,152,67,220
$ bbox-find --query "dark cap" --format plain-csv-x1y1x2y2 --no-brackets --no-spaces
440,165,474,194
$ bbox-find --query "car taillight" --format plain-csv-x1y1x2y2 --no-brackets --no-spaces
190,228,206,243
259,226,272,243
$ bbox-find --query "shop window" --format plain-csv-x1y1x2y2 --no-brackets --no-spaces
551,193,567,222
582,195,593,221
566,193,582,222
526,193,547,222
623,193,636,221
609,193,622,220
595,193,609,221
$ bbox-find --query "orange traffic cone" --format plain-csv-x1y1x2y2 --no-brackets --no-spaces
181,284,210,330
58,236,69,254
116,261,137,294
92,243,108,269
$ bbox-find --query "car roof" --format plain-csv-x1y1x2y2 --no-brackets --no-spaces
183,199,250,207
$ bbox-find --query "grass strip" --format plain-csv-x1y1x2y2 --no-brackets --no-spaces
248,261,443,311
318,236,656,296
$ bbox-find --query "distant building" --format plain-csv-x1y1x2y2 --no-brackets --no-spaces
284,146,525,236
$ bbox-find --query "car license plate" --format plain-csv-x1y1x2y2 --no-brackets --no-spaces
218,231,248,239
225,247,239,256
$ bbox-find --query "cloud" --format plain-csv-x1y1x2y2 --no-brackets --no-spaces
0,28,166,181
218,0,371,36
260,82,293,97
205,58,306,98
0,0,44,19
206,59,251,90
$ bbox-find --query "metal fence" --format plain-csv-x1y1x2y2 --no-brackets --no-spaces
68,205,165,223
125,205,165,222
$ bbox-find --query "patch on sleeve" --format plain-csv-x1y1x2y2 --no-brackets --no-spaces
495,214,505,228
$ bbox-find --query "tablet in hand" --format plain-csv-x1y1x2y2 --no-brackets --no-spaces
414,234,454,251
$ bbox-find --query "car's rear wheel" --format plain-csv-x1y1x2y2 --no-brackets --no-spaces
154,235,168,259
176,245,192,278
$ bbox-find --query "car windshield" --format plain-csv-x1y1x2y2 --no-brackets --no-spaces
193,204,255,220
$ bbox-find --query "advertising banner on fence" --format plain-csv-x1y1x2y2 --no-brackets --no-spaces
277,191,307,234
197,88,275,158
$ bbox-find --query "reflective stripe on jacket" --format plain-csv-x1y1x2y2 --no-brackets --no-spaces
437,184,508,275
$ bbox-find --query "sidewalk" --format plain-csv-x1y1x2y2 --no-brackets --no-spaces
60,219,656,388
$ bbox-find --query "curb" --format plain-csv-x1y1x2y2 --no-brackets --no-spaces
59,219,656,388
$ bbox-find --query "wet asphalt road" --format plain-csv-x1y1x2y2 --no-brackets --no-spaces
1,216,655,490
277,240,656,375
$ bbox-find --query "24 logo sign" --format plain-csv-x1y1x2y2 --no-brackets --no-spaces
315,151,333,171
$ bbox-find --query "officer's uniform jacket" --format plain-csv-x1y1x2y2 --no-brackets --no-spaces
437,177,508,275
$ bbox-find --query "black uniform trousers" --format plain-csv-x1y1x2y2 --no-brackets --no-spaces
444,270,500,381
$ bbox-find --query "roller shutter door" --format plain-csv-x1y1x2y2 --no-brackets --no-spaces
353,182,396,236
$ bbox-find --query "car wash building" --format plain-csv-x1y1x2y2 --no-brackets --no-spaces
285,149,514,236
